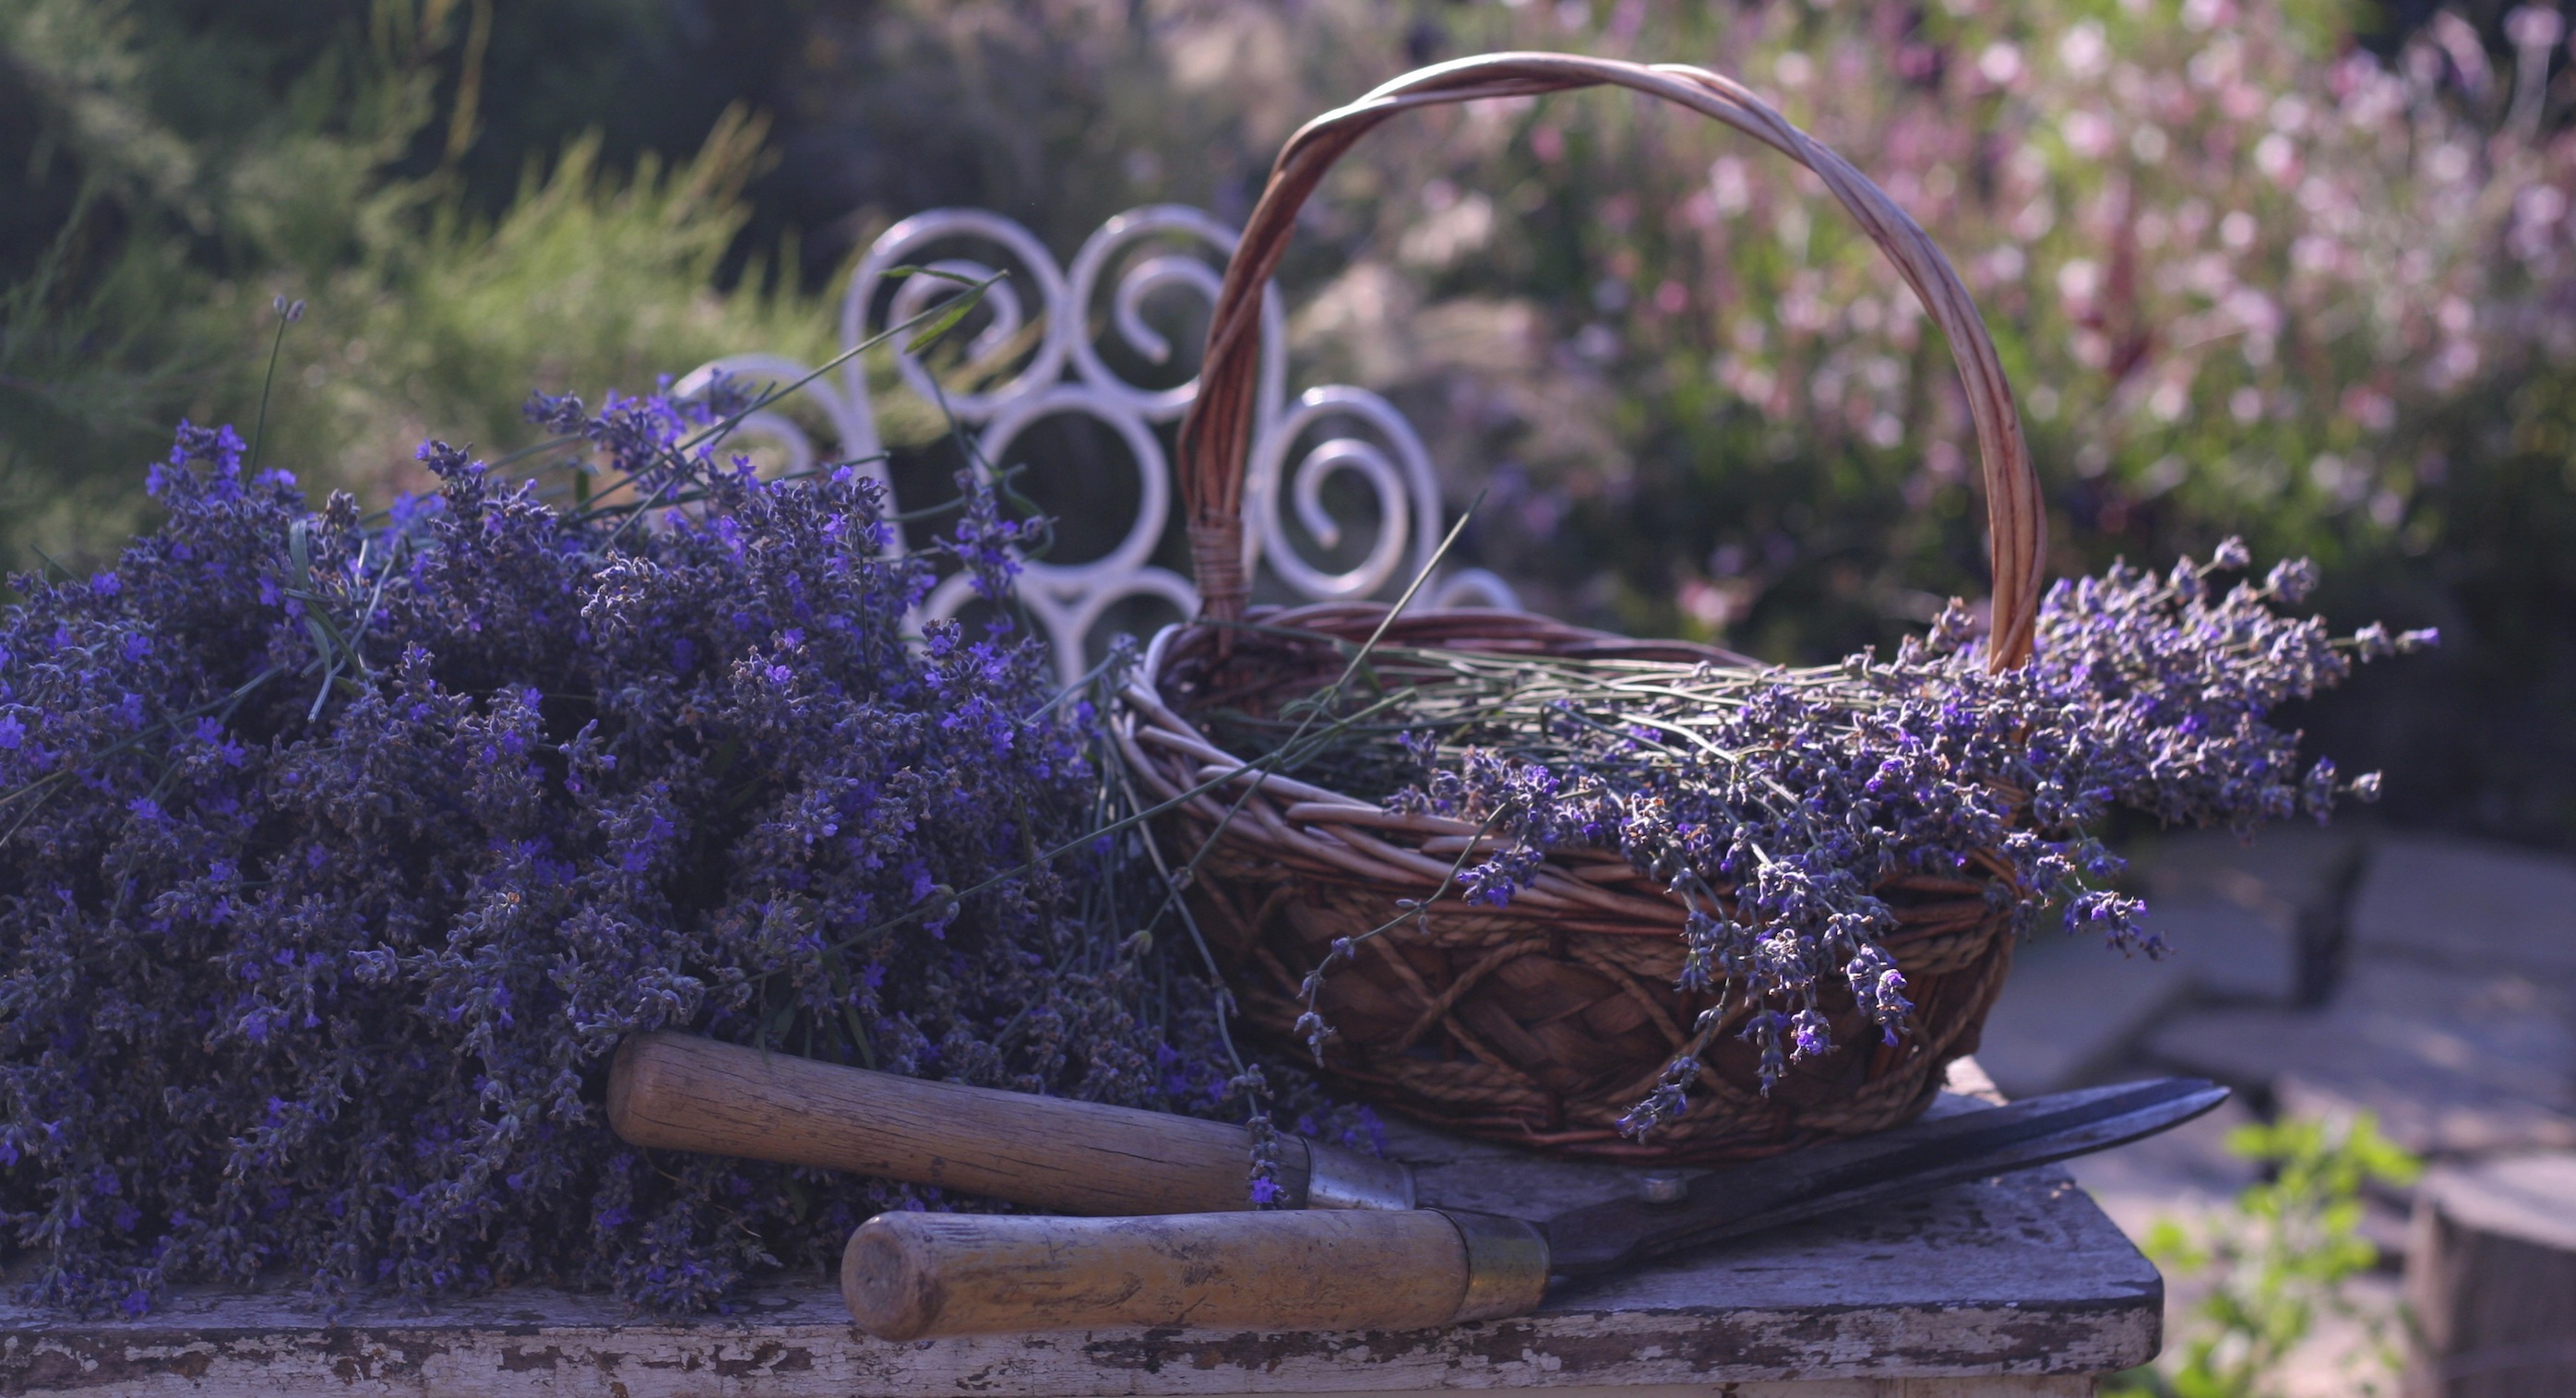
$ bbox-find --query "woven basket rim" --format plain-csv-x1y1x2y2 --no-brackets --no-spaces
1117,604,2016,931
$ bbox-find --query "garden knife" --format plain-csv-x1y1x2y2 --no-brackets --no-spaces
840,1075,2228,1339
606,1032,1414,1214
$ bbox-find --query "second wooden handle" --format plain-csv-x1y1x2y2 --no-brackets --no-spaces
607,1033,1412,1214
842,1208,1551,1339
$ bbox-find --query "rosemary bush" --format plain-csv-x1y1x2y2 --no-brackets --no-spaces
0,0,831,577
0,388,1258,1316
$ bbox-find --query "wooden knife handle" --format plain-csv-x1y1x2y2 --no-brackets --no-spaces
841,1208,1550,1339
606,1032,1413,1214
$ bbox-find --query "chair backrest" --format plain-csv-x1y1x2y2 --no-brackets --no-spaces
676,204,1513,684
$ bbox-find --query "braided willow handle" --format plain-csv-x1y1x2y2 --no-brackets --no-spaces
1176,52,2047,670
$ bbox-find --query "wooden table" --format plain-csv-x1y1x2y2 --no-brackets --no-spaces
0,1062,2161,1397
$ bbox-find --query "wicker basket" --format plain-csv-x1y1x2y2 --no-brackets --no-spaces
1114,54,2048,1163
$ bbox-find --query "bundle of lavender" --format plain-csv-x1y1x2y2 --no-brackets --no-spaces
1216,544,2430,1139
0,386,1300,1316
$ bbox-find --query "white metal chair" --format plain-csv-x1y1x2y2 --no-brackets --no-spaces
676,204,1513,684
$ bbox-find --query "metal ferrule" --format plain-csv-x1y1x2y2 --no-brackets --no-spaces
1296,1140,1419,1211
1436,1209,1552,1322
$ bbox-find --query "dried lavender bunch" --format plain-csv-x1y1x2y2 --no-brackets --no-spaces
1306,543,2428,1136
0,396,1264,1317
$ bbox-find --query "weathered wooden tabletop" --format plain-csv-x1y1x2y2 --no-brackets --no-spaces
0,1061,2160,1398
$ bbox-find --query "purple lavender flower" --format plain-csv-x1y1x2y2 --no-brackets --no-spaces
1359,549,2422,1133
0,404,1261,1318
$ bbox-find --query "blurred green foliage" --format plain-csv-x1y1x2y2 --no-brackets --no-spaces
0,0,829,573
2104,1113,2423,1398
6,0,2574,843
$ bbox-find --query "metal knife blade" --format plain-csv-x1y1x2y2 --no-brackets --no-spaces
1535,1076,2228,1276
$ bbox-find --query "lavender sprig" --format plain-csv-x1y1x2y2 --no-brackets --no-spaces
1290,541,2427,1138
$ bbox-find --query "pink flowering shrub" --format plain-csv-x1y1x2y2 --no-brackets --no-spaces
1259,2,2566,605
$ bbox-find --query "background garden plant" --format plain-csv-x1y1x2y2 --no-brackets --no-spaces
2104,1113,2424,1398
0,0,829,570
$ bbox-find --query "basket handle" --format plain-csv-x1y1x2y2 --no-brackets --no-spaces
1176,53,2047,671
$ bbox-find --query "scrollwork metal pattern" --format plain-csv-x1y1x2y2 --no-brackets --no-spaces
675,204,1515,683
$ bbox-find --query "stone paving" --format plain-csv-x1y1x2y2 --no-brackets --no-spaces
1974,824,2576,1392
